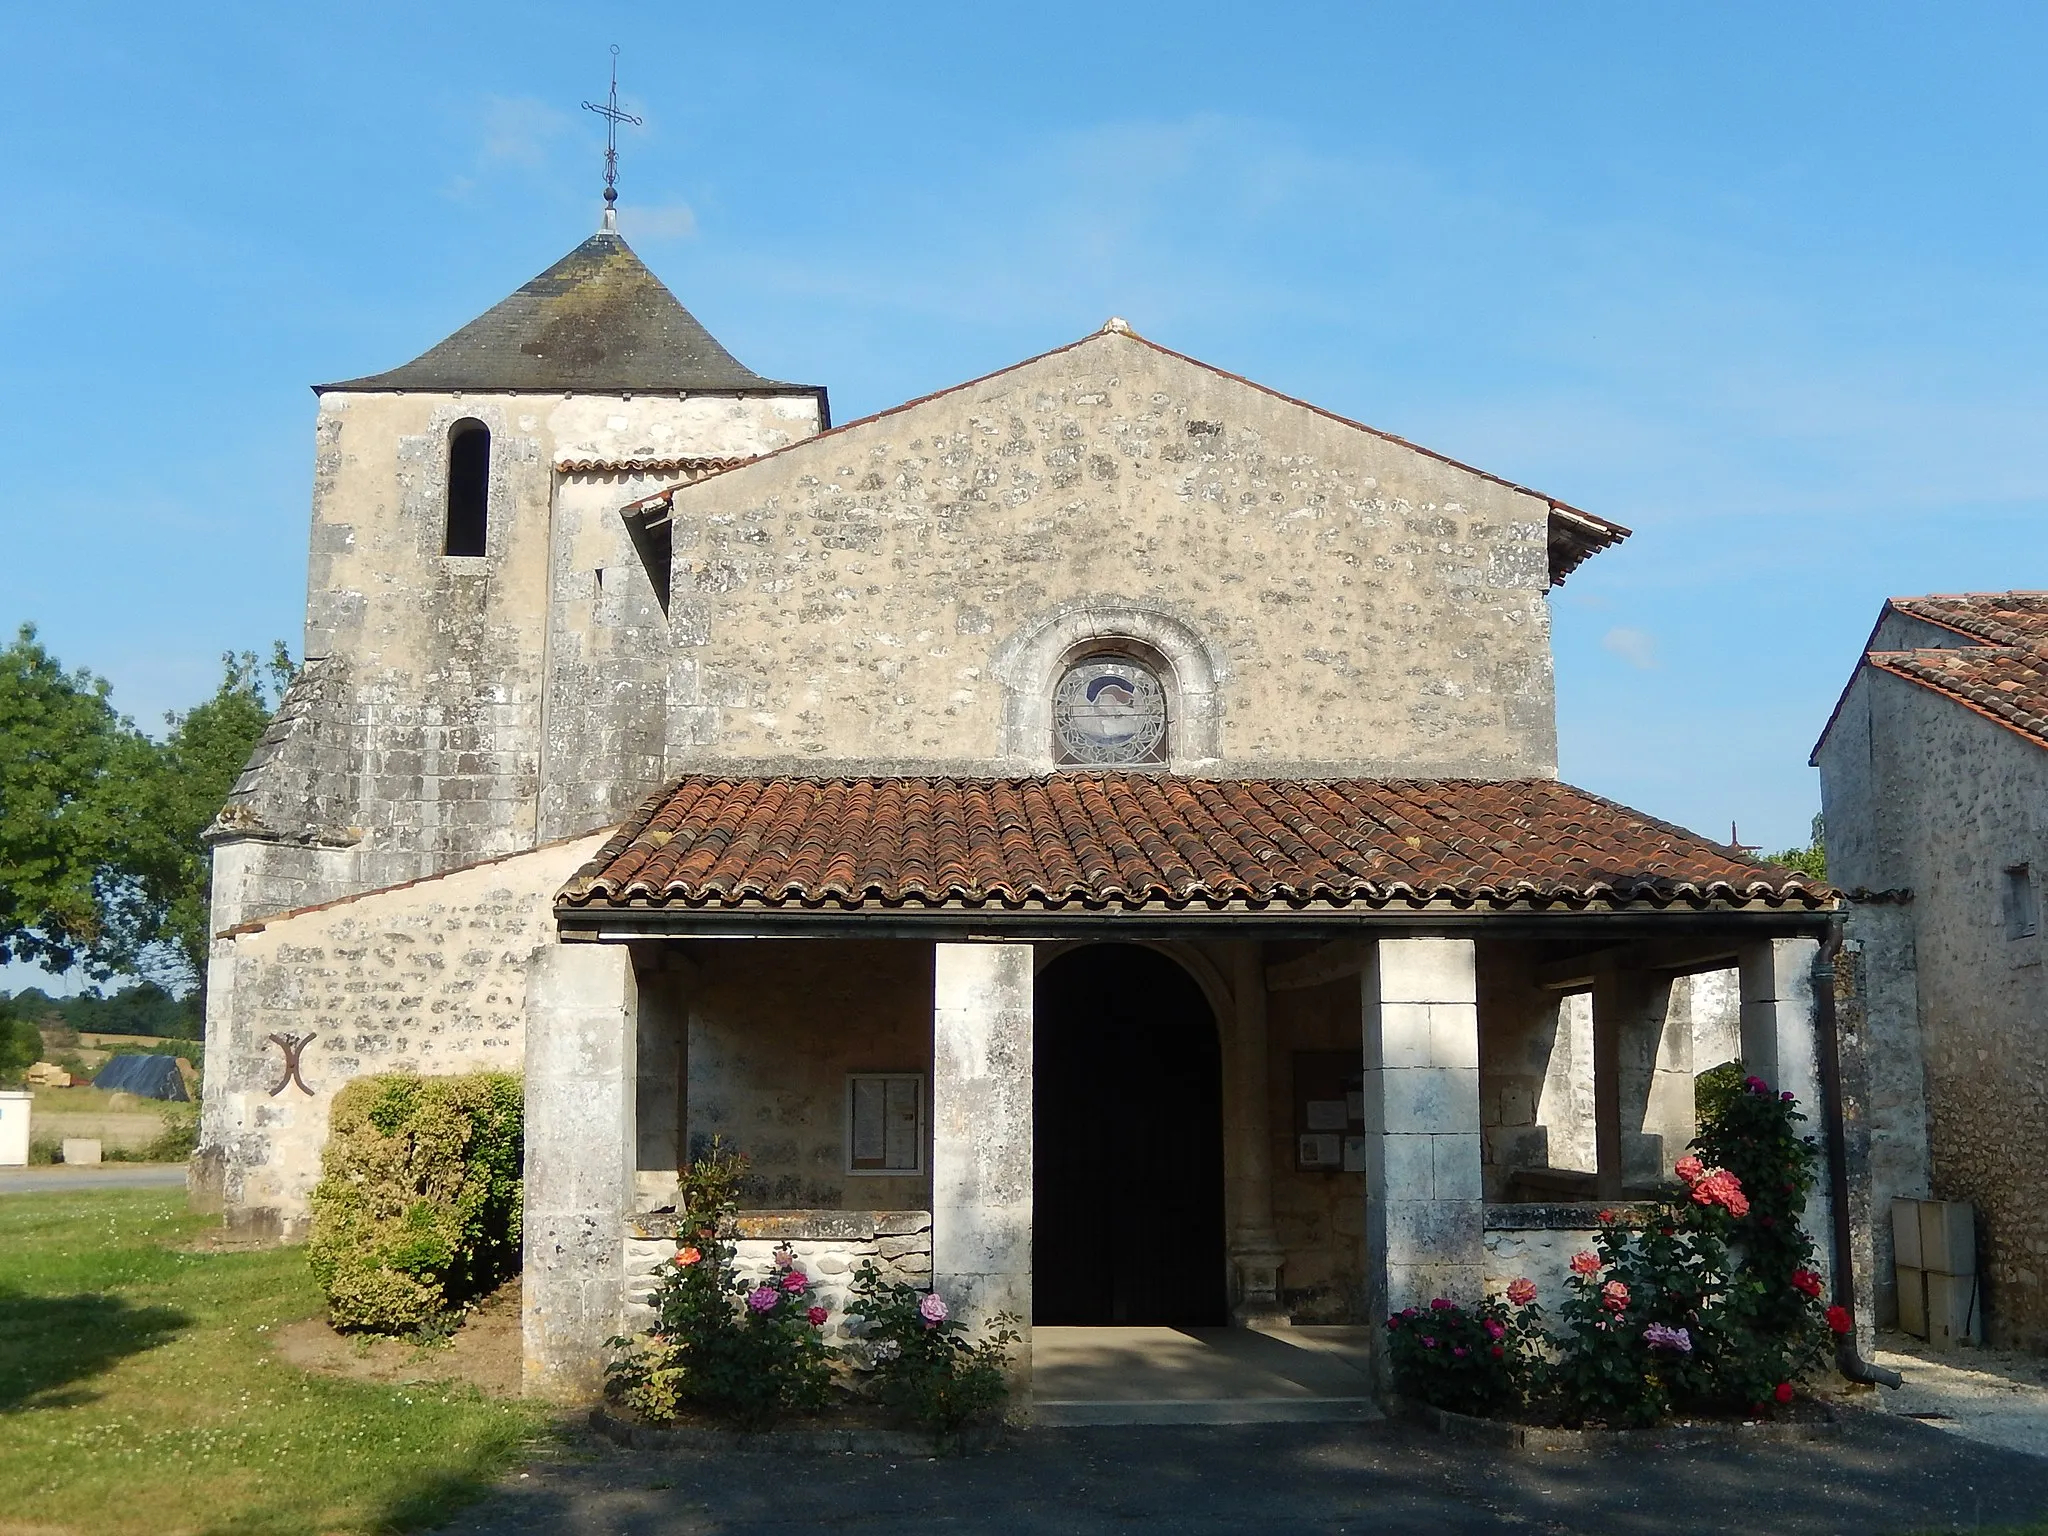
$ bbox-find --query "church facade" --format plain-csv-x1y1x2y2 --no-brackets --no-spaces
195,222,1840,1400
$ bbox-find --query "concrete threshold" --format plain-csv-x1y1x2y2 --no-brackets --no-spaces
1031,1324,1381,1426
1034,1397,1383,1427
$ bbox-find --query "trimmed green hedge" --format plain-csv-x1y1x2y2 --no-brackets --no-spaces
306,1072,523,1333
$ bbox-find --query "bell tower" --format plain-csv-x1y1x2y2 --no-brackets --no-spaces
206,223,828,931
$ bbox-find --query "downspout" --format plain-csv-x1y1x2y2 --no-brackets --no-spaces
1815,920,1904,1390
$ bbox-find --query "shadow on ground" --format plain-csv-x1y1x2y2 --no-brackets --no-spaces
426,1411,2048,1536
0,1286,189,1411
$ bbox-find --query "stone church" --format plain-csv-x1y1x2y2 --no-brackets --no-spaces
194,213,1840,1400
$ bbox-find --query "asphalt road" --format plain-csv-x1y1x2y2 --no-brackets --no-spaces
0,1163,188,1193
437,1410,2048,1535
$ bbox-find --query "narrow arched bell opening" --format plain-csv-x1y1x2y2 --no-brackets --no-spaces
444,421,491,557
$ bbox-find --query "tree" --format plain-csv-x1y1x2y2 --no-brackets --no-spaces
0,629,294,999
0,625,137,973
117,645,299,993
1761,814,1826,882
0,996,40,1086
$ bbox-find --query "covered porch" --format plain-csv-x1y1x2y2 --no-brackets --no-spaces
519,775,1834,1406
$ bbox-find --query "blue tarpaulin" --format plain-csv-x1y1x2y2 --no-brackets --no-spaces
93,1054,191,1102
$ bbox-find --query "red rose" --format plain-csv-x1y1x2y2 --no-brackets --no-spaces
1490,1345,1504,1359
1791,1269,1822,1298
1826,1305,1853,1335
806,1305,828,1327
1774,1382,1794,1404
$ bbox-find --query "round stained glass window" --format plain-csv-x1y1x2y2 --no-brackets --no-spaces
1052,657,1168,765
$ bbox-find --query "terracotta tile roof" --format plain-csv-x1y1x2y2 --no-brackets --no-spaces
1891,592,2048,650
1869,648,2048,750
556,454,755,475
557,774,1828,915
1814,592,2048,759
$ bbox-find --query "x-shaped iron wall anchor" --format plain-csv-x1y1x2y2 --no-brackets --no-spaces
267,1032,317,1097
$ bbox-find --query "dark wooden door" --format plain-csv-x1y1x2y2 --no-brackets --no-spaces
1033,944,1227,1326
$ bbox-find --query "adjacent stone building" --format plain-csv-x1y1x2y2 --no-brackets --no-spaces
196,214,1839,1400
1814,592,2048,1351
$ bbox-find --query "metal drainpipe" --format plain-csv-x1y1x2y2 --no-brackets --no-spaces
1815,920,1905,1390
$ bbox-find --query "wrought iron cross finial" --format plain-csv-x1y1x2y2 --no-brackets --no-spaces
582,45,642,231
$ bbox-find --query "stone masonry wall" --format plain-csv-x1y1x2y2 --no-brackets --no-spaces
1266,971,1367,1322
622,1210,933,1350
660,330,1561,780
194,832,608,1237
1820,666,2048,1349
682,940,934,1213
220,390,823,931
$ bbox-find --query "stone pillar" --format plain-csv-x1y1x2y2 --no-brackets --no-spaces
1607,969,1690,1192
634,960,693,1213
1362,938,1484,1353
1840,905,1929,1333
1591,966,1625,1201
1220,942,1288,1326
1738,937,1835,1285
522,942,637,1402
932,942,1034,1398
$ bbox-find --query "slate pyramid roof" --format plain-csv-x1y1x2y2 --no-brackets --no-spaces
320,231,819,398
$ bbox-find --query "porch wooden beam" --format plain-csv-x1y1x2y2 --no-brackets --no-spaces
1265,938,1371,991
1537,937,1746,990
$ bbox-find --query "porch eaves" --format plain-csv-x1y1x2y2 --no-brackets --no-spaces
555,774,1832,934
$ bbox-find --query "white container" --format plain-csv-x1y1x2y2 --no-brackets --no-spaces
0,1091,30,1167
61,1138,103,1166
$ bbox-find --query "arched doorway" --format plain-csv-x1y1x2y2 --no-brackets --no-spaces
1033,944,1227,1325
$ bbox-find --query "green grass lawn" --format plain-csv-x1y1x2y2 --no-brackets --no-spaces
0,1191,549,1535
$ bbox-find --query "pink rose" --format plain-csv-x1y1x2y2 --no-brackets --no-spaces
1569,1251,1602,1277
1674,1155,1705,1184
675,1246,702,1267
1690,1168,1750,1218
918,1292,948,1326
782,1271,810,1293
806,1305,828,1327
1483,1318,1505,1340
1505,1277,1537,1307
1600,1280,1630,1313
745,1285,778,1313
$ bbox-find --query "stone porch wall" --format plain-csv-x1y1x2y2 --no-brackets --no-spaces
622,1210,934,1349
1480,1203,1654,1314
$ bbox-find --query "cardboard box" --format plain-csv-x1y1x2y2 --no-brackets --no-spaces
1927,1271,1983,1347
1896,1264,1928,1339
1918,1201,1976,1276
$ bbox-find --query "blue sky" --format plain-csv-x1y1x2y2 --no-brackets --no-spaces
4,2,2045,989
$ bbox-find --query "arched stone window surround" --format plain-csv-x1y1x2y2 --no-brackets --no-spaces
992,598,1225,771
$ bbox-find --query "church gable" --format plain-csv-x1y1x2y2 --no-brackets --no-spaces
653,326,1608,781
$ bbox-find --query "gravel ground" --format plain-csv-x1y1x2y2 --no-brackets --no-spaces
435,1407,2048,1535
1871,1330,2048,1462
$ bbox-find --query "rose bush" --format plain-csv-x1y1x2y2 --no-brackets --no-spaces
1395,1068,1839,1428
1384,1289,1548,1417
605,1140,833,1429
847,1261,1018,1440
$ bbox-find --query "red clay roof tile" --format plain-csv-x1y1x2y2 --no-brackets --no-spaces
558,774,1827,914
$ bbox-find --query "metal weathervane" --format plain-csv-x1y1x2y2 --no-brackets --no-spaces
583,44,643,231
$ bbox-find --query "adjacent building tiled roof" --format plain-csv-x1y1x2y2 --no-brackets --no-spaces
558,774,1829,914
1890,592,2048,649
1814,592,2048,759
318,232,824,400
1869,647,2048,751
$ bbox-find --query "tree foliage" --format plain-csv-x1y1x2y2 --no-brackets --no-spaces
0,626,294,997
1759,813,1826,882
